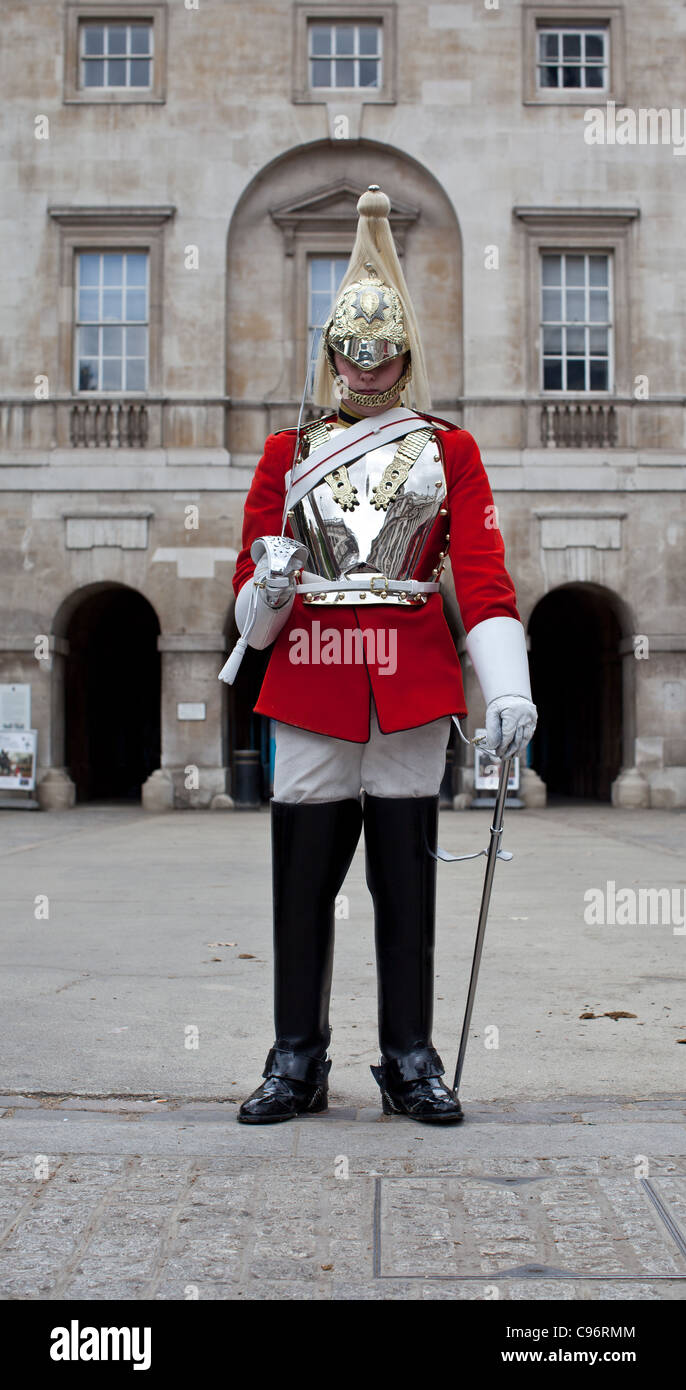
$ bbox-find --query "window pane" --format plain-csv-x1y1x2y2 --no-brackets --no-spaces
543,360,562,390
310,260,331,291
103,290,123,320
543,327,562,353
125,325,146,355
566,358,585,390
126,253,148,286
83,60,105,86
126,358,146,390
102,357,122,389
130,59,151,86
565,290,585,322
562,65,581,88
79,253,100,286
539,32,558,59
539,65,558,88
566,326,585,353
359,26,379,55
541,255,562,285
589,327,608,353
130,25,151,55
585,34,604,59
542,289,562,320
78,289,99,319
83,26,105,55
590,359,608,390
126,289,146,319
585,66,604,87
107,26,127,55
311,292,332,321
79,325,99,355
102,325,123,355
335,59,354,85
359,60,379,87
310,26,331,55
107,59,127,85
589,255,608,286
79,360,99,390
562,33,581,59
565,255,585,286
103,254,123,286
589,290,608,322
335,27,355,55
311,59,331,86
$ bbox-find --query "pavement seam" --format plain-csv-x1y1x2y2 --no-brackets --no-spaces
140,1160,202,1300
50,1155,141,1299
0,1156,67,1249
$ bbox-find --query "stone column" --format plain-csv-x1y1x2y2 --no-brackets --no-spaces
141,633,232,811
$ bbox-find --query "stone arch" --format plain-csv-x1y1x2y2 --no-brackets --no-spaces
527,581,635,801
52,582,161,802
225,139,463,463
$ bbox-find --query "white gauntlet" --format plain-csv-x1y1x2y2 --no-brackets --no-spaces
234,555,296,650
465,616,538,759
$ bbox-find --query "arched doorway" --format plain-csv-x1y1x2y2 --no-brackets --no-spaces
528,584,625,800
61,585,161,802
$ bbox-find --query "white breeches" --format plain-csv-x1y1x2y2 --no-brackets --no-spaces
272,705,451,804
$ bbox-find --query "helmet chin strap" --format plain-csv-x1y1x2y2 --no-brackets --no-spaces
332,359,413,410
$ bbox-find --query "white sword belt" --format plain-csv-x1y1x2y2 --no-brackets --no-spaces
293,573,440,606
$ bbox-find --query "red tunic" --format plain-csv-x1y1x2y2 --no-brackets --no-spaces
232,414,521,741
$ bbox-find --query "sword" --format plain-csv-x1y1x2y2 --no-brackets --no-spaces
452,751,513,1096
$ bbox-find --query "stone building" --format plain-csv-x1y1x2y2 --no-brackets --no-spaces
1,0,684,811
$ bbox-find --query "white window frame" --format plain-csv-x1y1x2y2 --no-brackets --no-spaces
539,251,614,393
78,18,154,92
308,20,383,92
536,24,608,93
293,4,396,104
522,5,624,106
64,2,167,104
74,250,150,394
306,254,349,390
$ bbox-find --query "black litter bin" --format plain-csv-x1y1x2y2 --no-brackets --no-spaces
232,749,262,808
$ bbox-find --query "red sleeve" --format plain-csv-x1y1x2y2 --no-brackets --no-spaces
232,432,297,597
442,428,521,632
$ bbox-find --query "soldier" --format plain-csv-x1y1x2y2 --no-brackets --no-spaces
221,186,537,1125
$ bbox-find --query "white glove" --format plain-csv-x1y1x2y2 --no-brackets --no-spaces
485,695,538,759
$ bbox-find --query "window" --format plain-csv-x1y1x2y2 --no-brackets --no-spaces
522,7,624,105
307,256,348,388
293,5,396,105
80,20,153,89
541,253,611,391
76,251,149,392
64,4,167,104
537,26,607,90
309,22,381,89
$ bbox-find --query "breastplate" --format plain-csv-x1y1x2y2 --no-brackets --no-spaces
288,423,448,606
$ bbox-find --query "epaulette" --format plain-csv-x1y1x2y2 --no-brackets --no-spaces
415,410,461,433
271,413,336,439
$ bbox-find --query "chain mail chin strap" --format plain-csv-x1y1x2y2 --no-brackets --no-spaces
332,360,413,409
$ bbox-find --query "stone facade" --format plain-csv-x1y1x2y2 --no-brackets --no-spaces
1,0,684,808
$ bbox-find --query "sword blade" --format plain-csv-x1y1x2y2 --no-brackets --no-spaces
452,754,513,1096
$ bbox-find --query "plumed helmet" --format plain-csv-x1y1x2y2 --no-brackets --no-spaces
312,185,431,412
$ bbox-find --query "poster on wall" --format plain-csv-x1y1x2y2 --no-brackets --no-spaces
0,730,38,790
473,728,520,793
0,683,31,730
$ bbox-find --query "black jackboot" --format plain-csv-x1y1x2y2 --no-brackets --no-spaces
238,797,363,1124
364,794,463,1125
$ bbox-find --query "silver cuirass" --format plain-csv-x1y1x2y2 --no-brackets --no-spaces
287,419,449,607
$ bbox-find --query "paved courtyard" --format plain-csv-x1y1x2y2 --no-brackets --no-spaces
1,801,685,1300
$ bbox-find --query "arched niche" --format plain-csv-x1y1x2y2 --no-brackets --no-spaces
225,141,463,461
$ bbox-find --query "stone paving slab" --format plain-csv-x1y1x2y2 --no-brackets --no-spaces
1,1095,686,1301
